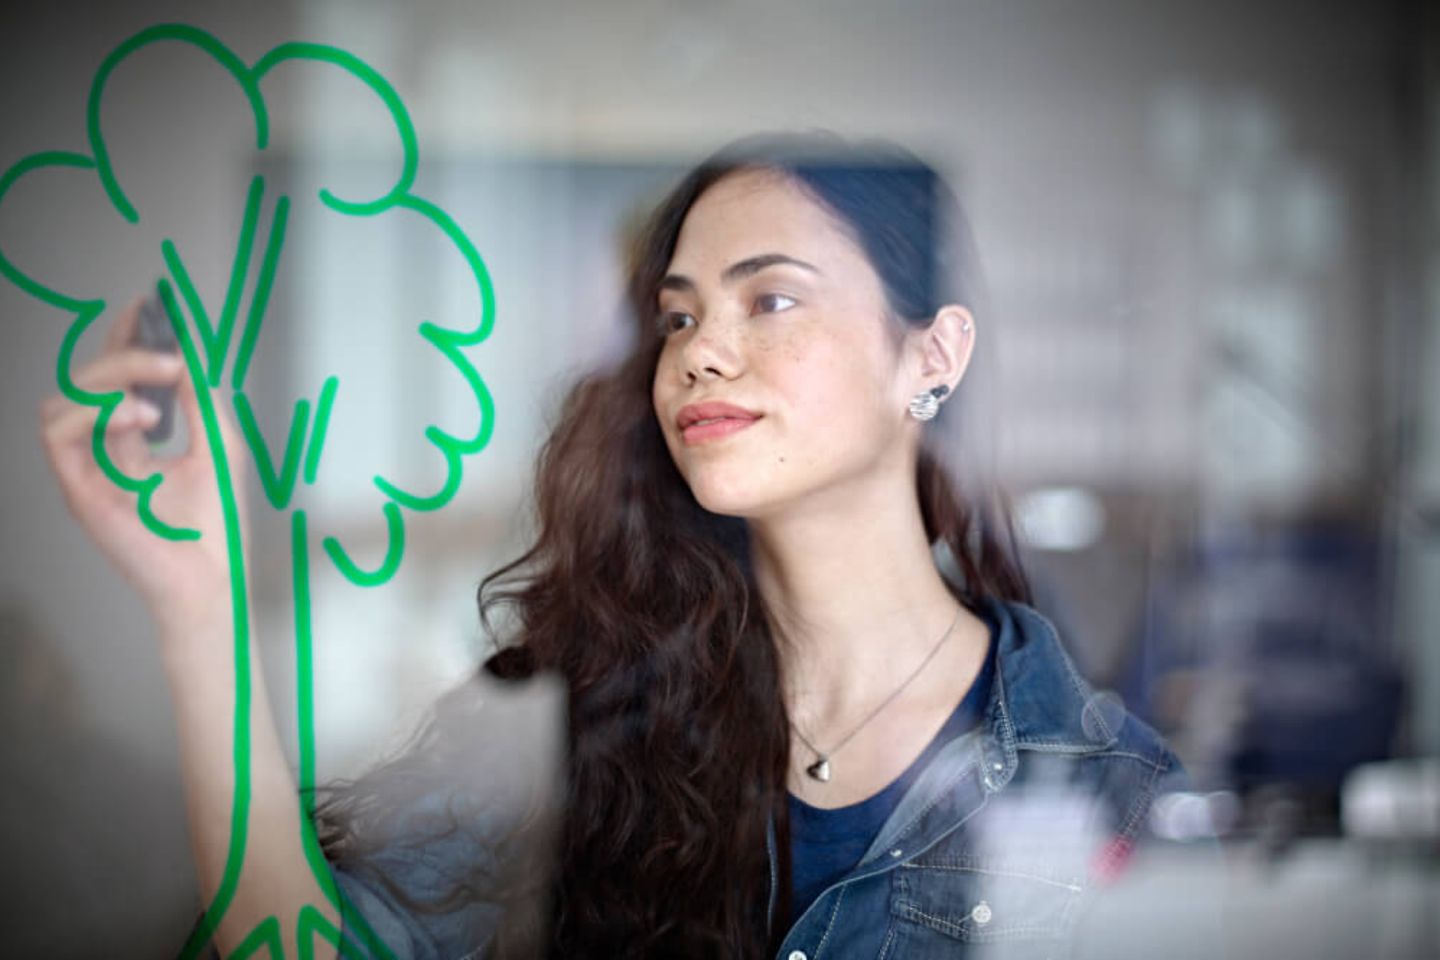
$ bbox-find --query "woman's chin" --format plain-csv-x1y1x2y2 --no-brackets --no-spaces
687,477,772,519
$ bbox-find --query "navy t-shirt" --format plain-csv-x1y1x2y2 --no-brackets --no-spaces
786,606,997,926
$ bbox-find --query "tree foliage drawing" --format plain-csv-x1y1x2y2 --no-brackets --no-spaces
0,24,496,959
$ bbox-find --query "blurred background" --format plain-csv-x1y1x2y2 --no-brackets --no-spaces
1,0,1436,956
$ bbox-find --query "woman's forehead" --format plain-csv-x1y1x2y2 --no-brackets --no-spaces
667,169,866,278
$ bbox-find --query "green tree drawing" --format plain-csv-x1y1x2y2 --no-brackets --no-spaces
0,24,496,959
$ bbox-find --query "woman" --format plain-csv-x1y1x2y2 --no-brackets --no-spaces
41,133,1185,958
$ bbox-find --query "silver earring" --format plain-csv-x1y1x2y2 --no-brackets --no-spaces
908,384,950,421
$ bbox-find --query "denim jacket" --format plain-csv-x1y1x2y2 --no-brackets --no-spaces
767,595,1188,960
333,596,1189,959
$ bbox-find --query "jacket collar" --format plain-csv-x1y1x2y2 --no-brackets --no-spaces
984,596,1124,754
857,596,1121,866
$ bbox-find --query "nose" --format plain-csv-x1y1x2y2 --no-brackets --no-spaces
677,312,743,384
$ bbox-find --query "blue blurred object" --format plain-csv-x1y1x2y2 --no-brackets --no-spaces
1123,514,1404,807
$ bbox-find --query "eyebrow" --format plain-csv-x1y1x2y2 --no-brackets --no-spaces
659,253,821,294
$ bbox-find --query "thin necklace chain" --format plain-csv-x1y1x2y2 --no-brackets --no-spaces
790,604,965,778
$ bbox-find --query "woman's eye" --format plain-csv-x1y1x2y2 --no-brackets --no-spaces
656,310,695,337
754,293,798,315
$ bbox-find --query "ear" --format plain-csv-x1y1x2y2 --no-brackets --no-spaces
907,304,976,396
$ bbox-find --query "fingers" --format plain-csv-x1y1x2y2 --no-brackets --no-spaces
40,396,164,508
102,295,147,353
71,347,185,395
41,342,182,462
42,395,163,455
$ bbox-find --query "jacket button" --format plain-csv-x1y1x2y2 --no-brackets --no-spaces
970,900,993,925
788,952,808,960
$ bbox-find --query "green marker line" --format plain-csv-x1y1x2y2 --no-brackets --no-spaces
292,511,397,960
303,377,339,486
372,326,495,513
0,152,98,311
53,305,108,403
88,401,198,542
213,175,267,388
162,239,221,377
420,326,495,458
88,24,268,223
296,905,337,960
136,481,204,541
293,509,319,806
253,44,417,216
88,403,146,495
233,194,289,391
297,902,374,960
322,501,405,587
228,915,282,960
158,277,259,960
234,391,311,510
394,195,495,344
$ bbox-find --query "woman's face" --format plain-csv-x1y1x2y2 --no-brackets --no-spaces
651,168,920,520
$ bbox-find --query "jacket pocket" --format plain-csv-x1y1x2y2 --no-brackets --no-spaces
889,855,1084,956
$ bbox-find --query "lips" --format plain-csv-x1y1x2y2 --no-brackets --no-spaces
676,401,761,445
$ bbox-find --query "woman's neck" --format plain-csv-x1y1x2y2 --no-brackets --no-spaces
749,477,980,726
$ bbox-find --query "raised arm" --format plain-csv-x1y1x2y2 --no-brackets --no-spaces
38,296,339,955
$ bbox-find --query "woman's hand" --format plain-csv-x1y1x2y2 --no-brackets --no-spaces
39,296,249,635
41,299,342,955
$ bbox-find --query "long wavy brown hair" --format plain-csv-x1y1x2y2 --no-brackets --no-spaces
319,132,1031,959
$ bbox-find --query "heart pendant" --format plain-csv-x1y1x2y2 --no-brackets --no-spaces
806,757,831,782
